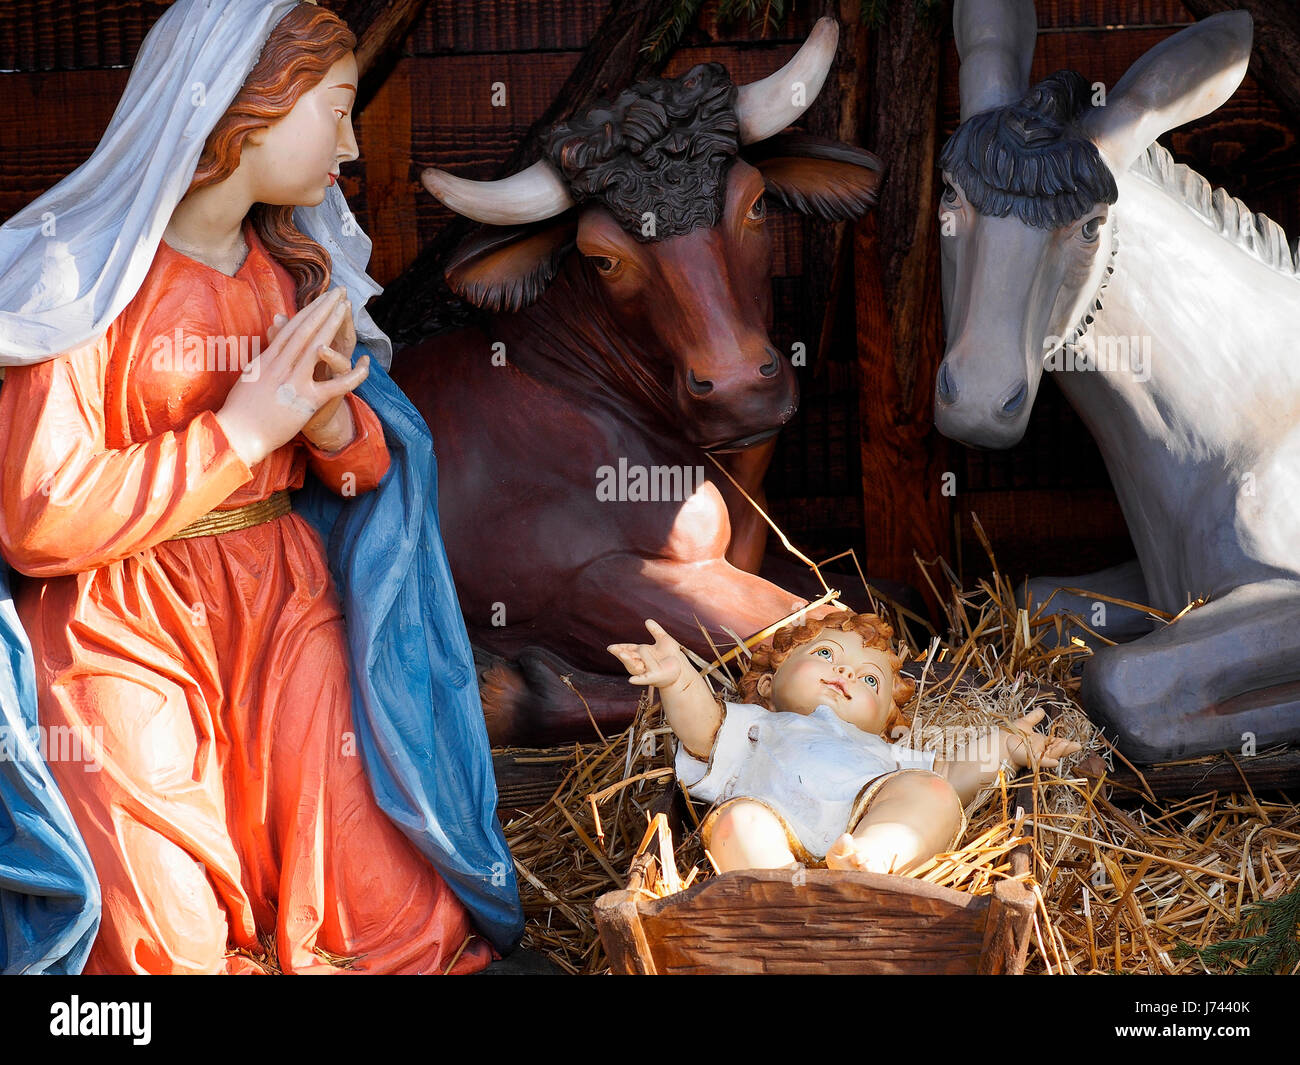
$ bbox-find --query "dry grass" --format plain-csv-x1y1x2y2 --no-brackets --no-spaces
501,520,1300,975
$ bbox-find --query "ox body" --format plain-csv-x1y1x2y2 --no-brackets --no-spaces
394,21,882,742
937,2,1300,761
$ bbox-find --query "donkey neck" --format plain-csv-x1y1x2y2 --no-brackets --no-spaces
1059,171,1300,461
1052,170,1300,602
491,263,677,431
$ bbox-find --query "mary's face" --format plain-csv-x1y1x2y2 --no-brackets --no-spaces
242,52,359,207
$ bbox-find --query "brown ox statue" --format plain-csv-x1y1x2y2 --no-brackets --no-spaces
392,19,882,743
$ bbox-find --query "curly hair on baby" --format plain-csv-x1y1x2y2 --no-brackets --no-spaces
734,609,916,732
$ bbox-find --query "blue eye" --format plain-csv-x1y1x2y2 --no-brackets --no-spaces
866,675,879,688
814,647,833,659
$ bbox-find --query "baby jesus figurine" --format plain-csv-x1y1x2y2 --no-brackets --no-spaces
609,610,1079,875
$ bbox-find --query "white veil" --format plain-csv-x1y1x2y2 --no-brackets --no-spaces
0,0,391,368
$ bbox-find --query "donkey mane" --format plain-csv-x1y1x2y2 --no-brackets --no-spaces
939,71,1118,229
1128,142,1300,279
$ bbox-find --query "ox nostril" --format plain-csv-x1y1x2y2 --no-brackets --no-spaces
999,380,1028,417
937,361,959,405
686,369,714,397
759,347,781,378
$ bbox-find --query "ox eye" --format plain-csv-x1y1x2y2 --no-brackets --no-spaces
746,195,767,224
589,255,621,277
1080,216,1103,242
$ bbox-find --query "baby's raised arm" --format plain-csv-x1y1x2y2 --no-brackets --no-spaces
608,619,722,759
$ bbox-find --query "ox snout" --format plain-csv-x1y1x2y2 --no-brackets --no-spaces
933,355,1033,450
677,345,799,452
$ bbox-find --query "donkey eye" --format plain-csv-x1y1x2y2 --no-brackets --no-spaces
941,180,959,207
746,195,767,224
1080,216,1103,242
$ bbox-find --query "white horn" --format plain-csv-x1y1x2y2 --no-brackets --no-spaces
736,16,839,144
421,160,574,226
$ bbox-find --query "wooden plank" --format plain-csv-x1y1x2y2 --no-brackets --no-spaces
0,69,127,223
0,0,169,72
1084,746,1300,799
356,63,420,286
979,848,1035,974
955,489,1132,580
409,0,612,55
593,890,659,974
1033,1,1193,25
491,748,572,812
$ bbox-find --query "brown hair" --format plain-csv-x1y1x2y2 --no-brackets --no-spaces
735,610,916,734
188,3,357,309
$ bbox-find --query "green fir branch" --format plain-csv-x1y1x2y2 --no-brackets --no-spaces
1174,882,1300,975
642,0,707,64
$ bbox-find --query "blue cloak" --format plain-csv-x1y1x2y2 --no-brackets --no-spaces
0,348,523,972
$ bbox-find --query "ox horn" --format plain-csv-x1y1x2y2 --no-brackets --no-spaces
421,159,575,226
736,16,839,144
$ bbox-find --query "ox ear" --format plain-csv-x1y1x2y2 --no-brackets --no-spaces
445,215,578,313
742,135,883,222
1080,12,1252,171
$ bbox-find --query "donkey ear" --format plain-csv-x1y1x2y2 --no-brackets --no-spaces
1080,11,1252,172
445,215,578,313
955,0,1038,121
743,135,883,222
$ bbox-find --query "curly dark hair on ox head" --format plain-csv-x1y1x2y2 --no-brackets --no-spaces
544,62,740,242
939,70,1118,229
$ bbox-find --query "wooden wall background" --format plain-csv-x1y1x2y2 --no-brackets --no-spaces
2,0,1297,615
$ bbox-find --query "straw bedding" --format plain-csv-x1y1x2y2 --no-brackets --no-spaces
502,524,1300,975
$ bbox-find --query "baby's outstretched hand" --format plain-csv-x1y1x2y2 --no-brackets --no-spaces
607,619,684,689
1002,707,1082,769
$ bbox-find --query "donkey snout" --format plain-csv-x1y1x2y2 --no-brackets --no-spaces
936,360,959,406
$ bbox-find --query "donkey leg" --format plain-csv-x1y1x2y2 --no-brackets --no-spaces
1021,558,1155,650
1083,578,1300,762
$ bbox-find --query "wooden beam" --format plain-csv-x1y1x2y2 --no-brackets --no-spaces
855,8,951,613
341,0,434,110
1084,747,1300,802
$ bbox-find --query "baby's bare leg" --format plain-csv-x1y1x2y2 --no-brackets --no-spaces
707,799,797,872
826,772,963,874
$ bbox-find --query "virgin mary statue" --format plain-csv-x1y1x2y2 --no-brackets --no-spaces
0,0,522,974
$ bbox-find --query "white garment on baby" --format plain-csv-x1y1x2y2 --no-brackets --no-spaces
675,701,935,859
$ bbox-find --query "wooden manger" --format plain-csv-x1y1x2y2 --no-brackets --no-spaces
595,833,1035,976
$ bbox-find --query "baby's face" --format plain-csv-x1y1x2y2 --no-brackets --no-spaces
760,630,897,734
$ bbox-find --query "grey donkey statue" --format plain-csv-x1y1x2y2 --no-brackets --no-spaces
936,1,1300,763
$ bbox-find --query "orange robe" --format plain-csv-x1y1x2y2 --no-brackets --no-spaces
0,224,492,974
